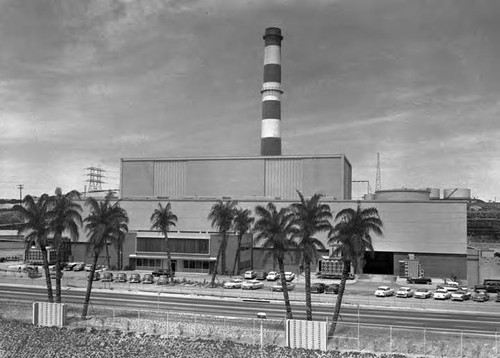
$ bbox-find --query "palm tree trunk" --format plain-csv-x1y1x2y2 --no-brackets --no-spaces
220,232,227,275
40,246,53,303
278,258,293,319
81,252,98,319
232,233,243,276
105,242,111,269
328,261,350,338
55,236,63,303
165,234,173,284
210,241,224,287
305,261,312,320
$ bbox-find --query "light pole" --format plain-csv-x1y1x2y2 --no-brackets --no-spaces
257,312,267,351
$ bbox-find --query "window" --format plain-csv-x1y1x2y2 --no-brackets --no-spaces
137,237,209,254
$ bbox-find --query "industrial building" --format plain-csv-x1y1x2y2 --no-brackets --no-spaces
69,27,471,282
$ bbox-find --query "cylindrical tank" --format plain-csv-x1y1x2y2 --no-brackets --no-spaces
443,188,471,200
428,188,441,200
363,193,375,201
374,189,431,201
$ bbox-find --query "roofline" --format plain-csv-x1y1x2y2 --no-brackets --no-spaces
121,154,350,163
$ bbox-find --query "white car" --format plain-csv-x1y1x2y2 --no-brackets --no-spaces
284,272,295,282
396,287,414,298
244,270,256,279
271,282,295,292
266,271,280,281
241,279,264,290
414,288,432,299
223,279,243,289
374,286,394,297
450,290,472,301
433,289,451,300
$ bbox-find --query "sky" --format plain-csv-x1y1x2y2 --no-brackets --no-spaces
1,0,499,201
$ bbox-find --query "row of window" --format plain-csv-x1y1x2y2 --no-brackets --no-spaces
137,238,209,254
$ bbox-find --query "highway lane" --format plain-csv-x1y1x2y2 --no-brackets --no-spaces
1,284,499,333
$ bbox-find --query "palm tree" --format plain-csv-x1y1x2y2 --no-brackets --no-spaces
13,194,54,302
327,202,383,337
291,191,332,321
231,208,254,275
207,200,237,286
150,202,178,283
81,194,129,319
254,203,296,319
46,188,83,303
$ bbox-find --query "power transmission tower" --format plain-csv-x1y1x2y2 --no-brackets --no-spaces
375,152,381,192
17,184,24,203
85,166,106,193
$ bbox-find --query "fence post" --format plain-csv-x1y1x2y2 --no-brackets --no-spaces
194,315,197,338
253,318,255,345
460,330,463,357
138,309,140,319
223,316,226,340
389,325,392,353
423,328,426,357
167,312,169,337
496,330,498,357
112,307,115,328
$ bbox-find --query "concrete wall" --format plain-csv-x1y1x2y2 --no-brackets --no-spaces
120,155,351,200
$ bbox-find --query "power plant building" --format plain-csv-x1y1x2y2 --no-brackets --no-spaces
71,27,470,282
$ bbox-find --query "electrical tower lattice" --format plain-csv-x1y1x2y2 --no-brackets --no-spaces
85,167,106,192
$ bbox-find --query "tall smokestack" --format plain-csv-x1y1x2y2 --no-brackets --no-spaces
261,27,283,156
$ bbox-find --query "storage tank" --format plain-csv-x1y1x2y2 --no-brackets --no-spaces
428,188,441,200
374,189,431,201
443,188,471,200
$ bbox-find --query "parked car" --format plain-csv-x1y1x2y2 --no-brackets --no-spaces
472,290,490,302
325,283,340,294
433,289,451,300
272,282,295,292
414,288,432,299
64,263,78,271
152,269,174,277
115,273,128,283
437,284,459,292
311,283,327,294
483,279,500,293
142,274,154,284
444,278,460,287
284,272,295,282
396,287,414,298
73,263,85,271
88,271,101,281
101,272,114,282
374,286,394,297
129,274,141,283
496,293,500,303
244,270,257,279
407,277,432,284
242,279,264,290
255,270,268,280
84,264,92,272
266,271,280,281
157,275,169,285
450,290,471,301
223,279,243,289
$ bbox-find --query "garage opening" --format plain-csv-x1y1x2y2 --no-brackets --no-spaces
363,251,394,275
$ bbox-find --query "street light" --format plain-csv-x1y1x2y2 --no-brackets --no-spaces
257,312,267,350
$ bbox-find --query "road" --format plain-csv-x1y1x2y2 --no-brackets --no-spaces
1,284,499,333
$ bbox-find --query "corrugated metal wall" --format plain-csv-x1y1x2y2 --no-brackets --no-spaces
265,159,303,199
154,161,187,197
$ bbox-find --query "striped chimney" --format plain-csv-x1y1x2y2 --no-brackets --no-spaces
261,27,283,156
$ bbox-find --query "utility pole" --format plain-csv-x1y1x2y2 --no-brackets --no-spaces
375,152,381,192
17,184,24,203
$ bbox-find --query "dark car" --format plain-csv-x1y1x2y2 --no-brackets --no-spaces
88,271,101,281
325,283,340,294
311,283,327,294
496,293,500,303
255,270,268,280
407,277,432,285
142,274,154,284
152,269,174,277
101,272,114,282
483,279,500,293
129,273,141,283
116,273,128,283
